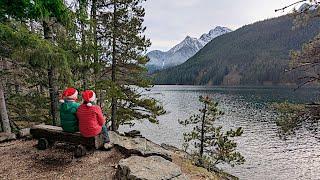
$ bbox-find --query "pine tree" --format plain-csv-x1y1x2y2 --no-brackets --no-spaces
276,0,320,87
30,0,73,125
0,0,164,131
0,0,76,127
99,0,164,130
179,96,245,170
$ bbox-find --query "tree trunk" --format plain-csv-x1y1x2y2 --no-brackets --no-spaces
80,0,87,89
0,113,3,132
47,67,58,125
111,1,118,131
199,103,207,164
0,82,11,133
91,0,98,63
30,20,35,33
43,20,58,125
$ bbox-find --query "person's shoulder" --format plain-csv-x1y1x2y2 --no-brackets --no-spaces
92,105,102,111
77,104,86,109
73,102,81,107
92,105,101,109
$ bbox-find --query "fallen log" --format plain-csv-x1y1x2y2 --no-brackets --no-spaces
30,124,104,152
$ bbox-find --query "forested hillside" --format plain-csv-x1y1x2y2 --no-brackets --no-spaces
153,15,320,85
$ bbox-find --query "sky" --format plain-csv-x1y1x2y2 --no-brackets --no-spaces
143,0,302,51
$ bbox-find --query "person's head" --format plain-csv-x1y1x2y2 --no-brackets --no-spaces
82,90,96,107
59,88,78,103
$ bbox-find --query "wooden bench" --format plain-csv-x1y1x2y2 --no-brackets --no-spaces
30,124,104,157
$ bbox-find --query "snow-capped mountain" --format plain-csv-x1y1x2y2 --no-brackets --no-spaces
297,3,318,12
147,26,232,72
199,26,232,45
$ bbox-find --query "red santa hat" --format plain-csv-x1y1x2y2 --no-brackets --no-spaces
59,88,78,103
82,90,96,107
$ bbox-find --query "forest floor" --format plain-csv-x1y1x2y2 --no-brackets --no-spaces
0,139,224,180
0,139,124,180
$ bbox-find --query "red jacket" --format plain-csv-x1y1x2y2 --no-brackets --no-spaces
76,104,105,137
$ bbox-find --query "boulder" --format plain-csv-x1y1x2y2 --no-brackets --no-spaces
109,131,172,161
115,156,188,180
0,132,16,142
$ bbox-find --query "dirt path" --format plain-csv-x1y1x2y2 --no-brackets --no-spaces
0,140,124,180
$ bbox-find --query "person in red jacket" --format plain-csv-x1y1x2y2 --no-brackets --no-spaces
76,90,113,150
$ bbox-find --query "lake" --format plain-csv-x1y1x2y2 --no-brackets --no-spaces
119,85,320,180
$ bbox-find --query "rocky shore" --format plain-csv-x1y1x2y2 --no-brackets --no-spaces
0,130,231,180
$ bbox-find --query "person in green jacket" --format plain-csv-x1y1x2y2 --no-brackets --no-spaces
59,88,80,133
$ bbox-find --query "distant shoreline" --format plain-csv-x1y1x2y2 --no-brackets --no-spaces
152,84,320,89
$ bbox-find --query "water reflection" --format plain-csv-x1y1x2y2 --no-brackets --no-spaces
119,85,320,179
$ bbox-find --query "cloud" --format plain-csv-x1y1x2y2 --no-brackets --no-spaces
149,39,181,51
171,0,199,7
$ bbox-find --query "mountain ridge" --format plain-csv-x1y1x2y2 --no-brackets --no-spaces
152,15,320,85
147,26,232,72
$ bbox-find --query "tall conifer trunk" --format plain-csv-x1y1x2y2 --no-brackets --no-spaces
0,84,11,133
200,103,207,164
43,20,58,125
0,61,11,133
79,0,87,89
91,0,98,63
111,0,118,131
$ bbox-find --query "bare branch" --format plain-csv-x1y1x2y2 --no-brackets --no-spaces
275,0,307,12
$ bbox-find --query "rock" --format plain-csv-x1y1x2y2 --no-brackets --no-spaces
161,144,189,159
0,132,16,142
172,174,189,180
161,143,182,152
18,128,31,138
109,131,172,161
124,130,142,138
116,156,188,180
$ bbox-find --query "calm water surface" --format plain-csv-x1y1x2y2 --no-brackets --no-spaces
119,85,320,180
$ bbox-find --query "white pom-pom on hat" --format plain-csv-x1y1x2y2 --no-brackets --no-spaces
82,90,96,107
87,103,93,107
59,99,65,103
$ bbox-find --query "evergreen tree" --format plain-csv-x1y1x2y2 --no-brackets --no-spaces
30,0,73,125
0,0,76,127
0,0,164,131
99,0,164,130
179,96,244,170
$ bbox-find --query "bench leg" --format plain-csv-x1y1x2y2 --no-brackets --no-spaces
74,144,87,158
37,138,49,150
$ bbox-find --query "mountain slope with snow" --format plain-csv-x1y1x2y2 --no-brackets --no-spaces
153,15,320,85
147,26,232,72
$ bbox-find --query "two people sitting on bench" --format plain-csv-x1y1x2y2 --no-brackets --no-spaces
59,88,112,150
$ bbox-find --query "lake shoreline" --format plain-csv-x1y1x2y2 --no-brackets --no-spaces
121,85,320,179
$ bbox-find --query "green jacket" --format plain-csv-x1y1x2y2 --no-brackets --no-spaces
60,101,80,133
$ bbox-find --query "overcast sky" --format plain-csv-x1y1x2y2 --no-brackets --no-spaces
143,0,301,51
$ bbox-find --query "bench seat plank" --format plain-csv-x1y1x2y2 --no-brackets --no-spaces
30,124,104,149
